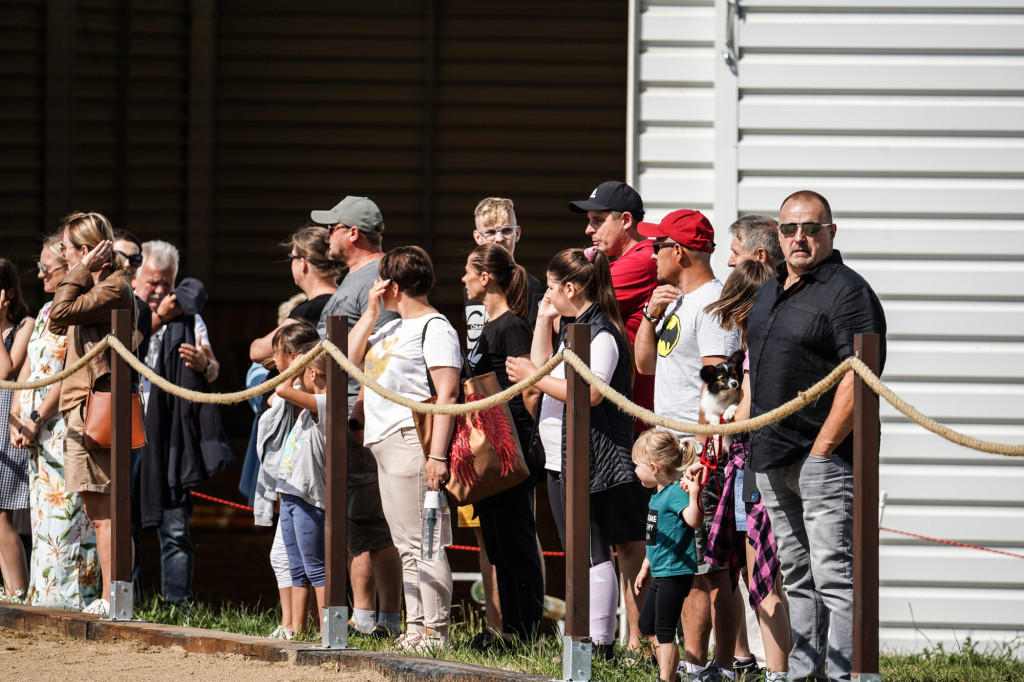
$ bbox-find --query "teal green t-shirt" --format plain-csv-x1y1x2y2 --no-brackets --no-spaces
645,484,698,577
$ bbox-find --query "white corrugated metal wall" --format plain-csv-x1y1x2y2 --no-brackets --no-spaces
631,0,1024,654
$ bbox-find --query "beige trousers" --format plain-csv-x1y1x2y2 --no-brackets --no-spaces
368,427,452,635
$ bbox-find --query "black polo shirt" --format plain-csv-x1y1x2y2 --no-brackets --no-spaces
748,250,886,472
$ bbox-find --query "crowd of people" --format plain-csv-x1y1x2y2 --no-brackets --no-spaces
0,184,885,682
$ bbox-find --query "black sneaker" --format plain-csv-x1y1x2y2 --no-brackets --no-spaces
469,629,501,652
733,656,761,680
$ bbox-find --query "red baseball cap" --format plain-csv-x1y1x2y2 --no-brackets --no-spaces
637,209,715,253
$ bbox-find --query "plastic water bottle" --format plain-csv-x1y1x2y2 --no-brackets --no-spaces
421,490,450,561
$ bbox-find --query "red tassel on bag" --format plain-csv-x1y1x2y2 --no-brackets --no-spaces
449,414,481,486
471,394,519,476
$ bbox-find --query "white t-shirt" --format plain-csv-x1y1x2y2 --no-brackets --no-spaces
276,393,327,509
539,329,618,472
362,313,462,447
653,280,741,437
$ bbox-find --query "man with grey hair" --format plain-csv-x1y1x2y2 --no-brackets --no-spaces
311,196,404,639
727,215,783,268
131,239,224,604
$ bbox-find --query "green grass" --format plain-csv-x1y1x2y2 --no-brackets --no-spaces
134,595,1024,681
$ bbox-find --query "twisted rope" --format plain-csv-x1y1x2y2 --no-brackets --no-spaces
106,336,323,404
319,340,564,416
560,349,849,437
847,356,1024,457
0,339,109,390
3,331,1022,457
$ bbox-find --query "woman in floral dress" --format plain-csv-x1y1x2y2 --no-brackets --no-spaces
9,235,99,608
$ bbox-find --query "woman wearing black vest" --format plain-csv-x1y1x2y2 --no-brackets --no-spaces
506,246,637,659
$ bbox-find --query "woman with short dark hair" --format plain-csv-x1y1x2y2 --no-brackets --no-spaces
349,245,460,652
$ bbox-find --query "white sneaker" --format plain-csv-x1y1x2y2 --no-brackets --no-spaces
268,625,295,640
83,598,110,616
396,632,425,651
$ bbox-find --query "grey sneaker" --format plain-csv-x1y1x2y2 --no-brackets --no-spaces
693,662,733,682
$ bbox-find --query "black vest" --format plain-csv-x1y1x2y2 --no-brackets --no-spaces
557,303,637,493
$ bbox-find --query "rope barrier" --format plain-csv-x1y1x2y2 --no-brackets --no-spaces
3,330,1023,457
190,490,254,512
879,526,1024,560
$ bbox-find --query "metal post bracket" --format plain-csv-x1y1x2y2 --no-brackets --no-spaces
321,606,355,650
557,635,592,682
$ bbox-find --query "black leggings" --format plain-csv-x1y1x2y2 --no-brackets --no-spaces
546,470,614,565
639,574,694,644
475,480,545,640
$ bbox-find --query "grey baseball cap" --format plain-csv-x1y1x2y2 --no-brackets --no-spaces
310,196,384,235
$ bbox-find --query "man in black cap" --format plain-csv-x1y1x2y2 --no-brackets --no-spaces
569,181,660,657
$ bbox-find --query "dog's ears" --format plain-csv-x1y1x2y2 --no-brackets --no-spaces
729,349,746,365
699,364,719,384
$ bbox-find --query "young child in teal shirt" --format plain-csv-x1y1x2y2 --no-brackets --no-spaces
633,429,705,682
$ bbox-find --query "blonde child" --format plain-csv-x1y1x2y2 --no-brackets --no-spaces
258,321,318,639
273,338,329,635
632,430,705,682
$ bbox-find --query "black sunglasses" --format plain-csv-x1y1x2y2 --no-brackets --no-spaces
779,222,833,237
115,251,143,267
651,240,678,254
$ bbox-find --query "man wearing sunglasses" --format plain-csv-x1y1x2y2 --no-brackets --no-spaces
310,195,404,640
635,209,743,682
747,190,886,681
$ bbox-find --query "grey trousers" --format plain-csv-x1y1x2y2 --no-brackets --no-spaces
758,453,854,682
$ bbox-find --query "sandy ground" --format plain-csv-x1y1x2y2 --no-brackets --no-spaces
0,628,389,682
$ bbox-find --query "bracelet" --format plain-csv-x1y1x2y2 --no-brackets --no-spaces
641,301,662,324
427,455,449,463
156,312,167,325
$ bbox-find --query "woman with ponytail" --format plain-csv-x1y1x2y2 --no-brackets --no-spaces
506,246,638,659
461,243,544,647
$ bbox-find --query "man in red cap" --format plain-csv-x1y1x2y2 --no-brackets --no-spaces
635,209,743,682
569,181,659,657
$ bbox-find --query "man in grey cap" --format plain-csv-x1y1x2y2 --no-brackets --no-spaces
310,195,404,638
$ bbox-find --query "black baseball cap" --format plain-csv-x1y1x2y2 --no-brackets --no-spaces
568,181,644,221
172,277,208,316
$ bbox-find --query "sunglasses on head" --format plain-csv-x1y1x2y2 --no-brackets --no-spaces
115,251,143,267
779,222,833,237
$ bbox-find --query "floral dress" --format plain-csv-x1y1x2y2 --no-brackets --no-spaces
19,302,99,608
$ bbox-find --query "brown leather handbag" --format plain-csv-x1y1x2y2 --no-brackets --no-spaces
83,390,147,451
411,318,529,506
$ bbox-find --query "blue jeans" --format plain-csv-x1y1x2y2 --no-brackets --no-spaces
157,498,194,603
757,454,853,682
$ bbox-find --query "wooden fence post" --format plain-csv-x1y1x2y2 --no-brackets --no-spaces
563,324,592,680
322,316,351,648
853,333,881,681
109,308,134,619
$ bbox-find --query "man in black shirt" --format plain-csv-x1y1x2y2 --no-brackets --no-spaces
747,191,886,682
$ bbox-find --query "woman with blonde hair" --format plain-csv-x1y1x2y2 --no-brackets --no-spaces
9,233,100,607
48,212,135,615
0,255,34,600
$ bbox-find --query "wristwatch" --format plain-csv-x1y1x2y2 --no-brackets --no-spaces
348,418,364,431
203,361,213,376
29,410,44,424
